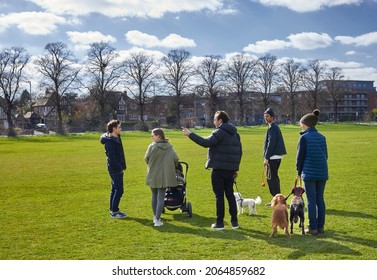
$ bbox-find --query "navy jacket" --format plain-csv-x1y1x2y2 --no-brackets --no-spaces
264,122,286,160
296,127,328,180
100,133,126,173
188,122,242,171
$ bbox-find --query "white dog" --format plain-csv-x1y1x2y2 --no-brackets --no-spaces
234,192,262,215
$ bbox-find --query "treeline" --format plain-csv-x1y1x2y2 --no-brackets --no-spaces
0,42,351,136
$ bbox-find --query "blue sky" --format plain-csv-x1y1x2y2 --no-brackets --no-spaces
1,0,377,92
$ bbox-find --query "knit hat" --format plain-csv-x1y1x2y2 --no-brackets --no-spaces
300,109,320,127
264,108,274,117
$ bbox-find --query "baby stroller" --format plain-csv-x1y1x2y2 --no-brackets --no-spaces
164,161,192,217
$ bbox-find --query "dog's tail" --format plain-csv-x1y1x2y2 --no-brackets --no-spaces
255,196,262,205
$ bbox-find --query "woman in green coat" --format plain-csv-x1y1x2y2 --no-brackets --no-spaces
145,128,179,226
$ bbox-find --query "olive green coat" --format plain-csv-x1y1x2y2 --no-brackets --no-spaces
145,140,179,188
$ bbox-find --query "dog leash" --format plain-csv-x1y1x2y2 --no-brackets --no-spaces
284,176,303,201
233,180,245,207
261,164,271,187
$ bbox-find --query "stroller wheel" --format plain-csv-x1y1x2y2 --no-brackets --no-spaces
187,202,192,218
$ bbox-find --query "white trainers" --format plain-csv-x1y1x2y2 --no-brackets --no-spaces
154,219,164,227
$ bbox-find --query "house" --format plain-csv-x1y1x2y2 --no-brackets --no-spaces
32,88,73,129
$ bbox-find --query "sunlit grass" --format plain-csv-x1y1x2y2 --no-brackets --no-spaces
1,124,377,260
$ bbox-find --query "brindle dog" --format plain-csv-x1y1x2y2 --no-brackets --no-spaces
289,185,305,234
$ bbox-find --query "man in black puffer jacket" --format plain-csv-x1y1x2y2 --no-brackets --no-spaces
182,111,242,230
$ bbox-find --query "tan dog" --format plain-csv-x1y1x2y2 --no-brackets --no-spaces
269,194,290,237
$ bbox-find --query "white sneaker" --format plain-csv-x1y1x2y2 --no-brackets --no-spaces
154,219,164,227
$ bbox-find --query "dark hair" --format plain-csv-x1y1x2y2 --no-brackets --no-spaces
107,120,120,133
215,111,230,123
152,128,168,141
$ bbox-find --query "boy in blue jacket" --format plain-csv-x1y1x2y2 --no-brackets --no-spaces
100,120,127,219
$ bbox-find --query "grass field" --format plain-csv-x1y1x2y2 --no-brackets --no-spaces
1,124,377,260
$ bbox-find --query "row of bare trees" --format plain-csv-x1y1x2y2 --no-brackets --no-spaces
1,42,346,136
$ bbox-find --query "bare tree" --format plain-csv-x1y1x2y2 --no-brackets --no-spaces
162,49,193,128
195,55,224,120
324,67,345,123
255,53,280,110
303,60,327,110
85,42,124,128
123,51,157,130
279,59,304,123
34,42,81,134
223,53,256,125
0,47,30,137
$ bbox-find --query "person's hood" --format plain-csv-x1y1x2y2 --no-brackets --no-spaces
219,122,237,135
150,140,173,151
100,132,119,144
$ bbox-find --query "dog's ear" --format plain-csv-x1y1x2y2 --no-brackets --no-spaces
271,196,276,207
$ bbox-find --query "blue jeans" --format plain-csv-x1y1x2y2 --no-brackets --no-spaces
211,169,238,225
304,180,326,230
109,171,124,212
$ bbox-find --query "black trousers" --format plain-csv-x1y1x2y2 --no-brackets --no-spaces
211,169,238,225
267,159,281,196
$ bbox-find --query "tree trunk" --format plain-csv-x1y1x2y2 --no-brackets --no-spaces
6,108,16,137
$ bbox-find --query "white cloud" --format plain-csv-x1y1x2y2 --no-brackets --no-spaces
252,0,364,12
342,66,377,81
243,39,290,53
335,31,377,46
125,30,196,48
0,12,66,35
29,0,225,18
243,32,333,53
116,47,165,62
288,32,333,50
66,31,117,58
314,59,377,82
346,50,356,55
67,31,117,45
322,59,363,68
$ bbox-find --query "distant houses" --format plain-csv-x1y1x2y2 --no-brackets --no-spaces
1,80,376,134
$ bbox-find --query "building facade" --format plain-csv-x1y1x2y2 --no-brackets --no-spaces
320,80,376,122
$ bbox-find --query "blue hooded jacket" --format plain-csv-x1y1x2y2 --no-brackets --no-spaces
100,133,126,173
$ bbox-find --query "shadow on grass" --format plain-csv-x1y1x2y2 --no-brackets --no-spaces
126,208,376,259
127,212,267,241
327,208,377,220
257,208,377,259
238,228,363,259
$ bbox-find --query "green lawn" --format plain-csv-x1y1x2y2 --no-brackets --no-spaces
1,124,377,260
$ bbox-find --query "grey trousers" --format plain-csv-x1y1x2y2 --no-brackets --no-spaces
151,188,166,219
